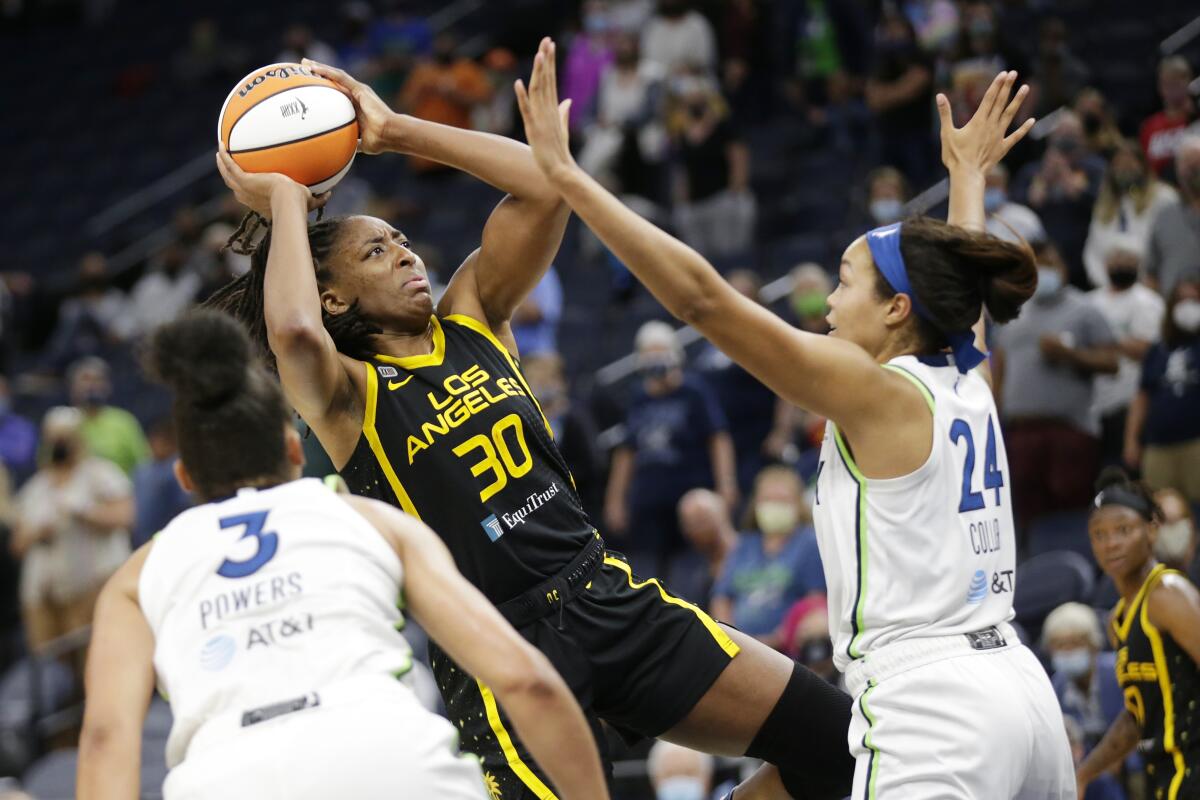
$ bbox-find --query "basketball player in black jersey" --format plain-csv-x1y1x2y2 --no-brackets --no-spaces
1078,468,1200,800
209,59,852,800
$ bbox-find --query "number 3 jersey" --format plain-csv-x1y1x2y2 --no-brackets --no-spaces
138,478,413,768
340,314,595,605
813,355,1017,671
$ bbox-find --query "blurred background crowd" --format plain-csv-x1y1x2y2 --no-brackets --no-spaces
1,0,1199,797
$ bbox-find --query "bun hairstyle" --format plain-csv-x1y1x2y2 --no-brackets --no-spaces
146,309,293,500
877,217,1037,352
1092,465,1163,523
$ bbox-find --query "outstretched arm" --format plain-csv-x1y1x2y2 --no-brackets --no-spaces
348,497,609,800
305,61,569,347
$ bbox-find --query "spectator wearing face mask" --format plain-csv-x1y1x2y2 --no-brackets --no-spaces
673,488,737,607
113,241,203,341
1124,279,1200,502
562,0,616,132
1145,136,1200,295
1087,241,1165,466
779,595,836,686
984,163,1047,245
605,321,737,576
1014,111,1106,287
668,73,755,259
646,741,717,800
865,8,935,185
1043,602,1118,751
864,165,910,228
993,243,1119,535
1074,88,1124,160
787,262,832,335
710,465,824,649
68,357,150,476
1154,488,1198,585
1083,140,1178,289
1139,56,1196,177
10,407,133,653
43,252,126,373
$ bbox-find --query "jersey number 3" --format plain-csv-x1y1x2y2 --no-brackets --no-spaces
216,511,279,578
949,415,1005,513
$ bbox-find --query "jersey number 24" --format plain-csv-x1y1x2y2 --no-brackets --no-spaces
949,415,1004,513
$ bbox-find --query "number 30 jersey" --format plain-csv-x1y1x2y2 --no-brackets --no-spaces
813,355,1017,672
138,478,413,768
340,314,595,605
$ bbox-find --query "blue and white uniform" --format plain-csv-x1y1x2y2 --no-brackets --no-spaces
813,355,1074,799
139,478,487,800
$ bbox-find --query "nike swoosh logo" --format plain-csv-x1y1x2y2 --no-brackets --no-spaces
387,376,413,390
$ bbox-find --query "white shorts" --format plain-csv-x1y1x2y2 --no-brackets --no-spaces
843,626,1076,799
163,675,487,800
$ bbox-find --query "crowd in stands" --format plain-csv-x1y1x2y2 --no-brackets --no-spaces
2,1,1200,797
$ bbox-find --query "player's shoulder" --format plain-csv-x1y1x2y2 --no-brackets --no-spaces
1146,569,1200,627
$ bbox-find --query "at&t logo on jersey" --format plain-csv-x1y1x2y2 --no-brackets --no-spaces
199,634,237,672
966,569,988,604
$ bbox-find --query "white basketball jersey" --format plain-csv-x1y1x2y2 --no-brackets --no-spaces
813,355,1016,671
139,478,412,767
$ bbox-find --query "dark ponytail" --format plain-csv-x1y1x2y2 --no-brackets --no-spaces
204,212,382,368
145,309,293,501
875,216,1037,352
1093,465,1163,523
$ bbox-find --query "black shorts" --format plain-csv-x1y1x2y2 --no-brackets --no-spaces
429,550,740,800
1145,754,1200,800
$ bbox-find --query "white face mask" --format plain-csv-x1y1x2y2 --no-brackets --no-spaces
756,501,799,537
869,198,904,225
1034,266,1063,300
1173,299,1200,333
657,777,707,800
1051,648,1093,679
1155,520,1195,564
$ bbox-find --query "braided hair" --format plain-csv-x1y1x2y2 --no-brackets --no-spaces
204,211,382,367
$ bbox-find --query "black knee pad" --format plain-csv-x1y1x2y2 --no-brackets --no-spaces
745,662,855,800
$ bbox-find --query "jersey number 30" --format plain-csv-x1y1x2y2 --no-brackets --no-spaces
453,413,534,503
216,511,279,578
949,415,1004,513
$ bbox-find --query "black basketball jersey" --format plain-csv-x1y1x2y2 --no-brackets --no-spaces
1111,563,1200,782
340,314,595,604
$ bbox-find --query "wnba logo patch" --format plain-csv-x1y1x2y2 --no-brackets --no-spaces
966,570,988,604
480,514,505,542
378,365,399,378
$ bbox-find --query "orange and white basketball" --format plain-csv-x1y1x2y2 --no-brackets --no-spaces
218,63,359,194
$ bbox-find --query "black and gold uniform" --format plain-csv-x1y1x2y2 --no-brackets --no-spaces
341,314,740,800
1111,563,1200,800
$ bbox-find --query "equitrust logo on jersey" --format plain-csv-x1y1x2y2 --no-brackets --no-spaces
478,482,562,542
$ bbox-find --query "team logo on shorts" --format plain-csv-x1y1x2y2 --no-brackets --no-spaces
965,569,988,604
480,514,505,542
199,634,237,672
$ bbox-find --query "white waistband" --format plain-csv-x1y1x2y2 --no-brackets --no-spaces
843,622,1019,697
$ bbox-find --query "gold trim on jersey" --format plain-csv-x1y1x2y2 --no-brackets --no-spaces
1139,566,1187,800
476,679,559,799
374,316,447,369
361,362,422,519
603,556,741,658
1113,563,1168,643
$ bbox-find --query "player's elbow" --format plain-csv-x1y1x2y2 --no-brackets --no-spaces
489,646,561,704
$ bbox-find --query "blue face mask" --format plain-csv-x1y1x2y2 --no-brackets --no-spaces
983,187,1006,213
657,777,706,800
1034,266,1063,300
1051,648,1092,680
869,198,904,225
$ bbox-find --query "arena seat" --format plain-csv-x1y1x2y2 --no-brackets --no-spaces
20,747,78,800
1026,509,1093,560
1013,549,1096,641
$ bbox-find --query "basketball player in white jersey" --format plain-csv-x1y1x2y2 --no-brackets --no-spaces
516,39,1075,798
75,310,608,800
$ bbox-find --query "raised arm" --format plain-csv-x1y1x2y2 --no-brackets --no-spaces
304,60,569,345
348,497,609,800
78,546,155,800
214,154,361,465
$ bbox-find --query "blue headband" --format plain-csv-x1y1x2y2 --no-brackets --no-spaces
865,222,985,374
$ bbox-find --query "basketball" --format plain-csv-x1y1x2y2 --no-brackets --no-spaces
218,63,359,194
